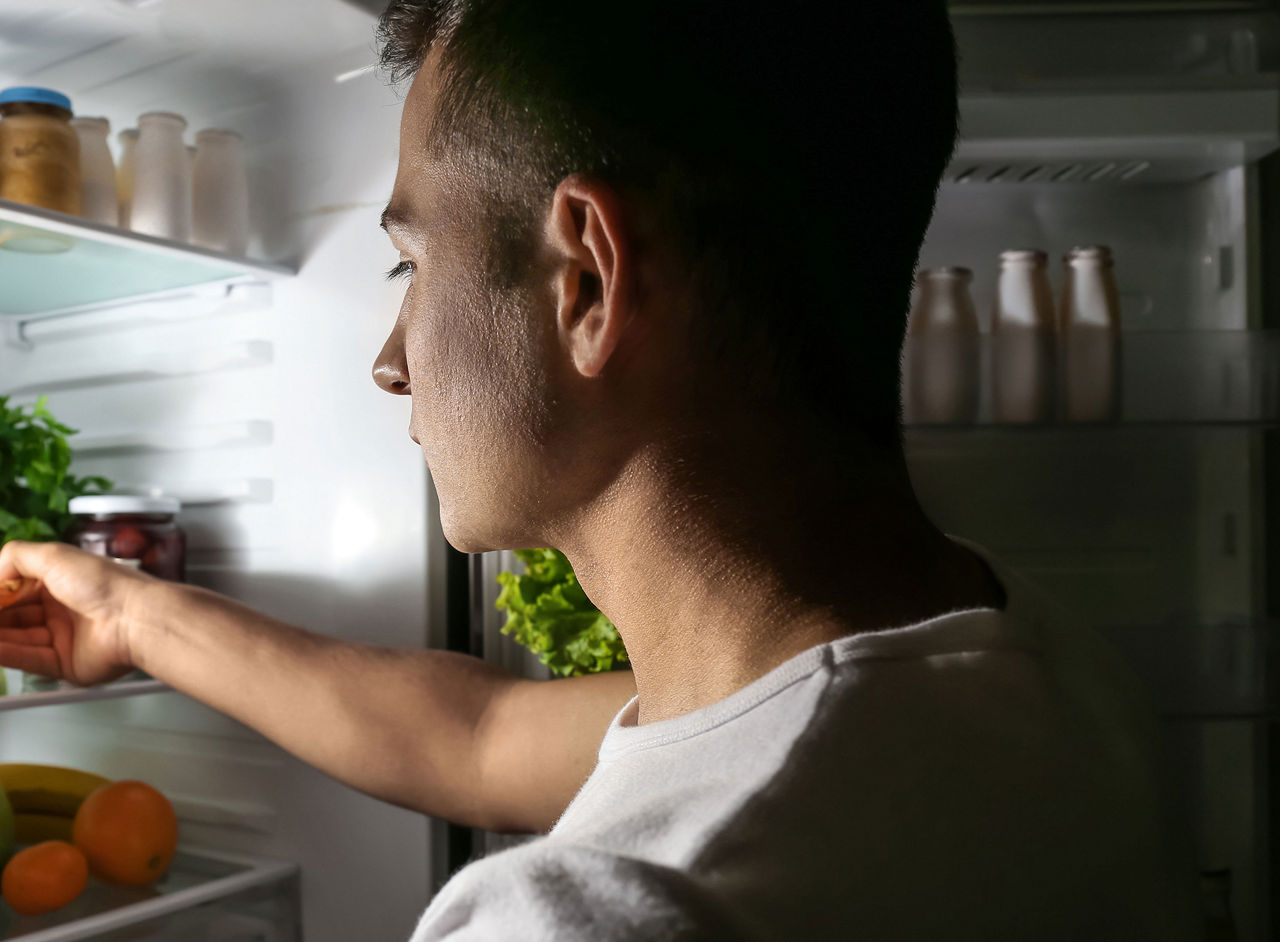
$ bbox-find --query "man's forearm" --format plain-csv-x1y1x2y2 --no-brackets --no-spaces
126,579,514,827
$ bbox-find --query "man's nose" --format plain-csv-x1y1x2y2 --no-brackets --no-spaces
372,327,411,396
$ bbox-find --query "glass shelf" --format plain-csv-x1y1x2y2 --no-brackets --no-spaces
902,329,1280,430
0,679,168,713
0,199,293,320
1098,617,1279,721
0,846,297,942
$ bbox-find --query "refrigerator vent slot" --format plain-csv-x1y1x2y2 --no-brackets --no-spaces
1120,161,1152,181
950,160,1153,184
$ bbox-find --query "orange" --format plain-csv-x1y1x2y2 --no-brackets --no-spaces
72,781,178,887
2,840,89,915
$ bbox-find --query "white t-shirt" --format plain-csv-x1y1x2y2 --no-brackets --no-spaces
410,536,1204,940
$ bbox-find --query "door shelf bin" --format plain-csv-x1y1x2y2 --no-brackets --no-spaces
1,847,299,942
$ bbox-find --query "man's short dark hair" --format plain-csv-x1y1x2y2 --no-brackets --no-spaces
378,1,959,450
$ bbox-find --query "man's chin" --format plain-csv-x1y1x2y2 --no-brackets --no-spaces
436,505,530,556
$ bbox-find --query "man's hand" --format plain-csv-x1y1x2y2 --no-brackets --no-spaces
0,540,148,686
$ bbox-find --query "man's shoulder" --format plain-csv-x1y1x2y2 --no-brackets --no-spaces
410,840,757,942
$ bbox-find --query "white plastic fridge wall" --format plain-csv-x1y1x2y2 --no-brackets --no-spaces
910,168,1269,940
0,29,438,942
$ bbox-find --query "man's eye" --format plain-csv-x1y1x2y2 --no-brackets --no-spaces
385,260,415,283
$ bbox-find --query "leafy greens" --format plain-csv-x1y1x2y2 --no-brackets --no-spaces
495,548,628,677
0,395,112,546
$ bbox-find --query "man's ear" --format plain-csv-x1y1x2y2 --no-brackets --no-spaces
544,175,632,378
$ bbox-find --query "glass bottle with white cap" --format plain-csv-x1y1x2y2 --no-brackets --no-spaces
192,128,250,255
130,111,193,241
1058,245,1122,423
903,266,981,426
991,248,1056,425
69,116,118,226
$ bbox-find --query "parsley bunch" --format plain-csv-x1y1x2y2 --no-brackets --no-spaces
0,395,112,545
495,548,628,677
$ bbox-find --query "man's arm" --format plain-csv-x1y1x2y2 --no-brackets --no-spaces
0,541,634,834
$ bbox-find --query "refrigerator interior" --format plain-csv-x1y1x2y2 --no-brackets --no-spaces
0,1,439,939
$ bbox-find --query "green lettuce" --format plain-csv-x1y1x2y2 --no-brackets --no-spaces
1,395,112,546
495,548,628,677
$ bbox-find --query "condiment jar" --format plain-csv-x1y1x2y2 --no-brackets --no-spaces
903,266,981,425
65,495,186,582
0,86,82,215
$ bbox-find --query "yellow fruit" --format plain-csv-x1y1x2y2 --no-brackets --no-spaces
14,813,73,845
0,764,110,817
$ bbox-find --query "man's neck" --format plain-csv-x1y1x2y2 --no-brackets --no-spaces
554,427,1007,726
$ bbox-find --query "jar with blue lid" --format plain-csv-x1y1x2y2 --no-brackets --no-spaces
0,86,82,215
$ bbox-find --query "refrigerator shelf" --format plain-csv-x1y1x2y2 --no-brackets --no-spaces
902,328,1280,428
0,200,294,321
0,846,298,942
0,679,167,714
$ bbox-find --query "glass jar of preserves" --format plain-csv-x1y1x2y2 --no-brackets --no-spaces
65,495,186,582
0,86,82,215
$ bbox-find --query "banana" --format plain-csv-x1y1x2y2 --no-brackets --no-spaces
0,764,111,817
14,812,73,844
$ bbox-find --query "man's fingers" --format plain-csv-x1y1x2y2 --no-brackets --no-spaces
0,604,46,628
0,577,39,611
0,540,50,582
0,627,52,647
0,643,58,677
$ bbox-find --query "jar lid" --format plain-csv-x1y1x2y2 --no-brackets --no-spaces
68,495,180,516
195,128,242,142
1065,245,1114,264
138,111,188,130
70,116,110,133
999,249,1048,265
0,87,72,113
918,266,973,280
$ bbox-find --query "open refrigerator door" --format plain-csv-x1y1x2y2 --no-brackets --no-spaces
0,0,440,939
904,6,1280,941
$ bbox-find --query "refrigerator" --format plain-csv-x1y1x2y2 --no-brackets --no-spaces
0,0,1277,939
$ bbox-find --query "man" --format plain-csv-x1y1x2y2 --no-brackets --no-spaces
0,1,1202,939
